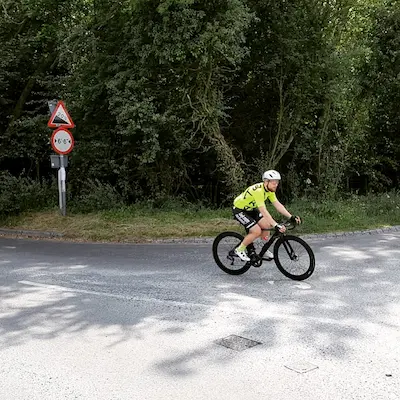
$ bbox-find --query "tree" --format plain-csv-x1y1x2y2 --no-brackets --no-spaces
61,0,253,203
360,0,400,190
0,0,85,178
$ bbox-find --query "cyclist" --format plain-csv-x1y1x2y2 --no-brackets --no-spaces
232,170,301,262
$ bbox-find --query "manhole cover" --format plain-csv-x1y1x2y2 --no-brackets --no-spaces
284,361,318,373
215,335,261,351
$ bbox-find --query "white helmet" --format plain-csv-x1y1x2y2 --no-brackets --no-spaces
262,169,281,180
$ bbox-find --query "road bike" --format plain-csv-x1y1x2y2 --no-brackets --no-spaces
212,220,315,280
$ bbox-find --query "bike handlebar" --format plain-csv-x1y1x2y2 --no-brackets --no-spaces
262,219,297,232
283,220,296,230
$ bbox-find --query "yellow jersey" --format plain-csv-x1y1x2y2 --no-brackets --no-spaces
233,182,277,211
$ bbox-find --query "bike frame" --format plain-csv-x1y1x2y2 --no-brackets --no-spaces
258,231,280,259
247,221,296,262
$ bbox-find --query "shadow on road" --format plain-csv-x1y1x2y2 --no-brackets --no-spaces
0,233,399,377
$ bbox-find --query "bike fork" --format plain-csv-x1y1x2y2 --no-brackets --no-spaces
282,239,298,260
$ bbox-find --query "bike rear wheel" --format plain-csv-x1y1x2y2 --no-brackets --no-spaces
212,231,251,275
273,235,315,280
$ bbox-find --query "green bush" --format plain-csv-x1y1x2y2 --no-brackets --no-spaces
0,172,56,217
70,179,125,213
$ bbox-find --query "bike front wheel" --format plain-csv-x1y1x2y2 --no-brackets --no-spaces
212,231,252,275
273,235,315,280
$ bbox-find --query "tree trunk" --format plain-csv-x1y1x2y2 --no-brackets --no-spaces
6,51,56,131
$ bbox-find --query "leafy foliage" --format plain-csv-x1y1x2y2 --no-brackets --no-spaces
360,0,400,189
0,0,398,215
69,179,125,213
0,172,56,217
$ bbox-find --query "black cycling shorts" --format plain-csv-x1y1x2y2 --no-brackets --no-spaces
232,207,262,230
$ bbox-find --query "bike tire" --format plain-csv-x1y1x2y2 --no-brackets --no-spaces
273,235,315,280
212,231,252,275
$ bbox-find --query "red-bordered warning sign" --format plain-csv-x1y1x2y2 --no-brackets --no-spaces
51,128,74,155
47,100,75,128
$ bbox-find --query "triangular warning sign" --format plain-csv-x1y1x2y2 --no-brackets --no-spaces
47,100,75,128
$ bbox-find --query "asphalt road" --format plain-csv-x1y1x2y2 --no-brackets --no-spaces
0,232,399,400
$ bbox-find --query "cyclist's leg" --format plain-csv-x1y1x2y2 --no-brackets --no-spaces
232,208,261,260
241,224,262,247
257,216,273,240
232,208,261,245
242,211,265,246
256,216,274,258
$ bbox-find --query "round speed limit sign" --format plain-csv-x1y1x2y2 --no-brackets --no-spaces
51,127,74,155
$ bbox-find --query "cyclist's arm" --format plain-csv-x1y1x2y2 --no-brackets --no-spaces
271,200,292,219
258,205,277,227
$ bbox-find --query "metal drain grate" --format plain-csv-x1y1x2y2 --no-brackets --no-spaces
284,361,318,373
215,335,262,351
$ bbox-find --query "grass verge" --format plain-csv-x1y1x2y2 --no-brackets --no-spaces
0,192,399,242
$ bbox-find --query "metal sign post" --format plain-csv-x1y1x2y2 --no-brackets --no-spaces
51,128,74,215
47,101,75,216
58,155,67,216
50,154,69,215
